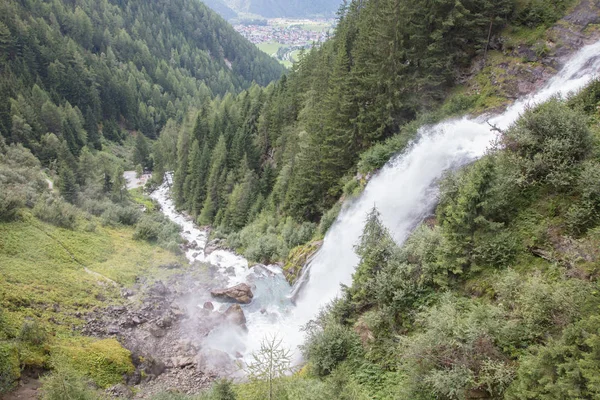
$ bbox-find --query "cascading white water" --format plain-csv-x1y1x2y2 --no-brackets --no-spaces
152,40,600,365
262,40,600,357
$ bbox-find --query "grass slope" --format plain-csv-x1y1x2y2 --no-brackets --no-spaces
0,209,185,390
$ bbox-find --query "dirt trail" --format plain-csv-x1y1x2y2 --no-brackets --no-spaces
2,378,42,400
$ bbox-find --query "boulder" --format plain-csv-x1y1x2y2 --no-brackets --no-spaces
203,302,214,311
148,281,169,297
197,349,234,373
204,239,225,256
223,304,247,329
106,384,134,399
170,356,194,368
211,283,253,304
149,325,167,338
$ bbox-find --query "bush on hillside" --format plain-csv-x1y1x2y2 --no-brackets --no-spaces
304,323,362,377
133,214,182,252
0,144,47,220
33,194,79,230
18,319,48,347
0,185,24,222
244,233,282,264
319,203,342,236
40,363,101,400
506,314,600,399
514,0,571,27
51,339,134,388
0,343,20,394
503,99,591,190
101,204,141,226
566,161,600,235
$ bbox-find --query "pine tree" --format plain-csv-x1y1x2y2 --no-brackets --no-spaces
199,135,227,224
84,107,101,150
133,133,151,171
352,207,396,303
112,165,126,202
58,162,78,204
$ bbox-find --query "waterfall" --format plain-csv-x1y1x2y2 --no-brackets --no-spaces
267,40,600,357
153,40,600,365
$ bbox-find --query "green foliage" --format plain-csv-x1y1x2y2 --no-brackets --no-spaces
52,339,134,388
212,379,237,400
507,313,600,399
566,160,600,235
40,362,102,400
0,143,46,221
18,319,48,347
514,0,572,27
502,98,591,190
246,336,292,400
101,204,141,227
133,214,182,251
33,194,79,230
318,203,342,236
304,322,362,377
0,342,20,394
351,208,397,305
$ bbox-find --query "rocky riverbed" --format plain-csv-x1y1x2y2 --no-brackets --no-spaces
79,175,293,398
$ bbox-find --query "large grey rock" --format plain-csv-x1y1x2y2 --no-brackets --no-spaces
210,283,253,304
223,304,247,329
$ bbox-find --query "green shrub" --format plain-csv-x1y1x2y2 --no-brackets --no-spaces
0,342,20,394
566,161,600,235
101,204,141,226
506,315,600,399
52,338,134,388
18,319,48,346
33,194,79,229
81,198,114,217
503,99,591,190
0,184,24,221
0,144,47,220
514,0,571,27
282,218,316,248
319,203,342,236
398,294,511,399
134,216,162,242
40,364,101,400
472,228,519,268
211,379,237,400
304,323,362,377
244,233,281,264
357,134,412,174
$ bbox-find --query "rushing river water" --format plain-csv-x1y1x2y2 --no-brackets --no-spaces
151,40,600,363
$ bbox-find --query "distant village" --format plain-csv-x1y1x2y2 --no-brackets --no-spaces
234,18,334,47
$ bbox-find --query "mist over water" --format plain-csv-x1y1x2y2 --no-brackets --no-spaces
153,41,600,366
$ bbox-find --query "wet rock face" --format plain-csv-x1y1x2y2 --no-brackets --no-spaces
210,283,253,304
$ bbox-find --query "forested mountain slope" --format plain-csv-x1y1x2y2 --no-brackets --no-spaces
0,0,282,394
0,0,284,151
164,0,590,267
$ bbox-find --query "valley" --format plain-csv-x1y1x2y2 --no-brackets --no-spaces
234,18,335,66
2,0,600,399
